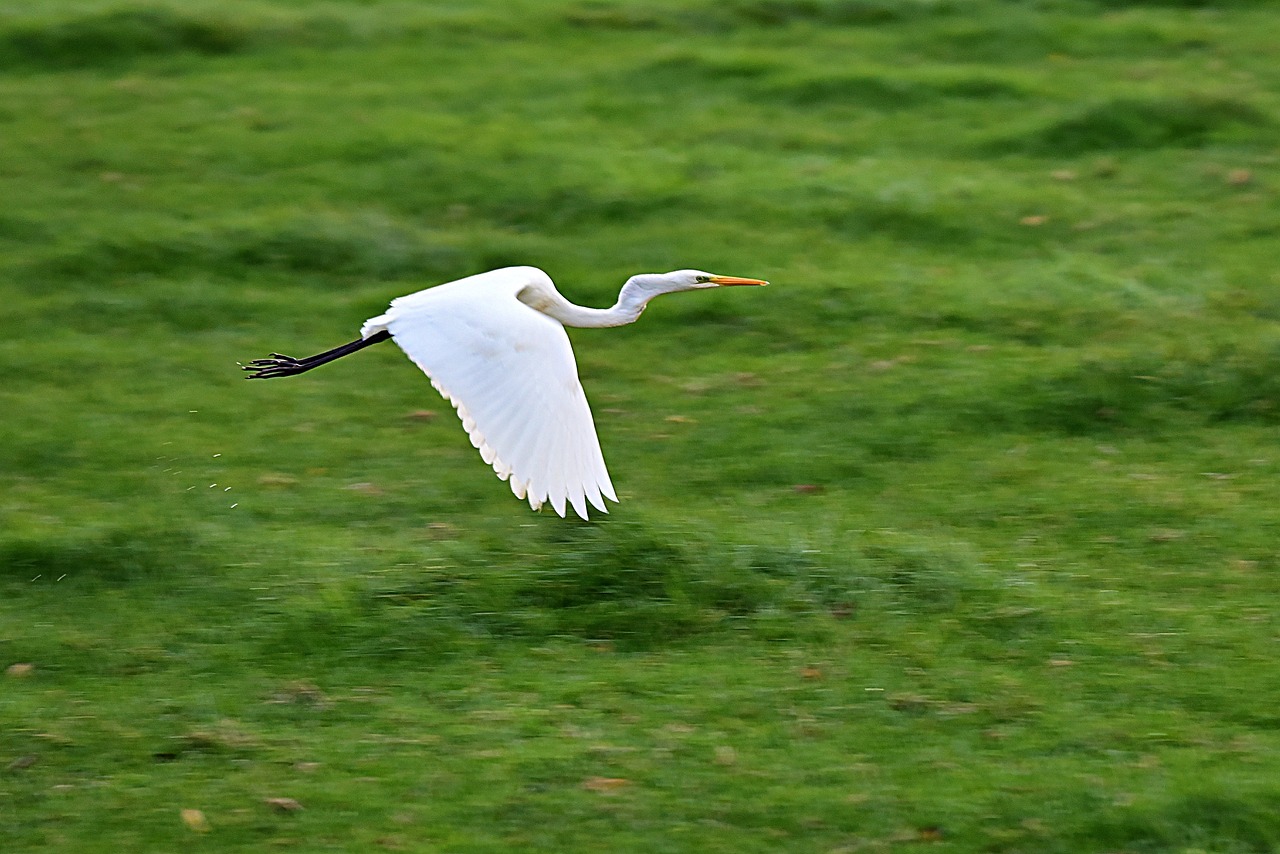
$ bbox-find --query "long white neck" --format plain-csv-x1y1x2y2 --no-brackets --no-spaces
520,277,655,329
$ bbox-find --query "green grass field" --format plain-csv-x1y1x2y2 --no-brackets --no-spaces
3,0,1280,850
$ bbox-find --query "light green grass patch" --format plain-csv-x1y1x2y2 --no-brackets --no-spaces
3,0,1280,851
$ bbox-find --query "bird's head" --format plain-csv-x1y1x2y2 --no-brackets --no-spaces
683,270,770,290
628,269,769,298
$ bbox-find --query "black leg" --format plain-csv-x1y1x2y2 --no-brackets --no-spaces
242,330,392,379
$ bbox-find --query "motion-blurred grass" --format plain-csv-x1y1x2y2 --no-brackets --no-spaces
3,0,1280,851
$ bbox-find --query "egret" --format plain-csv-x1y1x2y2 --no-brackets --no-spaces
243,266,768,519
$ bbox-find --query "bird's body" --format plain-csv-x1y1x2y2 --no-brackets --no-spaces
244,266,767,519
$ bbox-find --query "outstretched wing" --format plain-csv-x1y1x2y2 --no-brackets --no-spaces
363,273,616,519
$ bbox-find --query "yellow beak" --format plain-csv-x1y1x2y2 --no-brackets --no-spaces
709,275,769,287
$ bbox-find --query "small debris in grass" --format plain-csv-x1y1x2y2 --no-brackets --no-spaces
6,663,34,678
181,808,210,832
1019,214,1048,226
406,409,437,421
1048,658,1074,667
8,755,38,770
264,797,303,813
681,379,710,394
1050,169,1077,181
714,745,737,766
799,666,823,680
890,693,932,712
1149,528,1187,543
918,825,945,842
1092,157,1118,178
344,482,382,495
582,776,630,793
1226,168,1252,186
425,521,457,539
268,681,329,708
793,484,823,494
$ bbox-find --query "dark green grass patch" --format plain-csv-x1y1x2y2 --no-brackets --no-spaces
248,522,1022,659
998,96,1270,154
0,527,202,585
627,52,784,89
1075,784,1280,853
722,0,963,27
998,336,1280,434
0,8,250,70
0,7,354,71
912,10,1212,63
627,54,1026,111
1092,0,1268,7
351,523,854,652
810,192,993,246
564,0,962,31
32,212,469,287
757,71,1026,109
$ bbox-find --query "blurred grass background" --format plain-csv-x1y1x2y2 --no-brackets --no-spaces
2,0,1279,850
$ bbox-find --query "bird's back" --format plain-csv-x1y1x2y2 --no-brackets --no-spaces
361,266,554,340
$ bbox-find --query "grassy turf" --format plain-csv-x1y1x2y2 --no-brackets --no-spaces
3,0,1280,850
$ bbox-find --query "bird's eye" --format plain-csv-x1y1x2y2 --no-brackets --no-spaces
695,275,710,283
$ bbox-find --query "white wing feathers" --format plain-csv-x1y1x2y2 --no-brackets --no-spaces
361,269,617,519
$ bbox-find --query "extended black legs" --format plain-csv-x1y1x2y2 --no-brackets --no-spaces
242,330,393,379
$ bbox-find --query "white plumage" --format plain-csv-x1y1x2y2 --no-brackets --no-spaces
361,268,614,519
245,265,768,519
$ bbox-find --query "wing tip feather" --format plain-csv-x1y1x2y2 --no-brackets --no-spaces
396,333,620,521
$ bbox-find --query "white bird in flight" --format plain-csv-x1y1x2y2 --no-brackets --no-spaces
244,266,768,519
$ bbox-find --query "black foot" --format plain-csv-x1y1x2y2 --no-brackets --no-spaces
241,353,309,379
239,332,391,380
